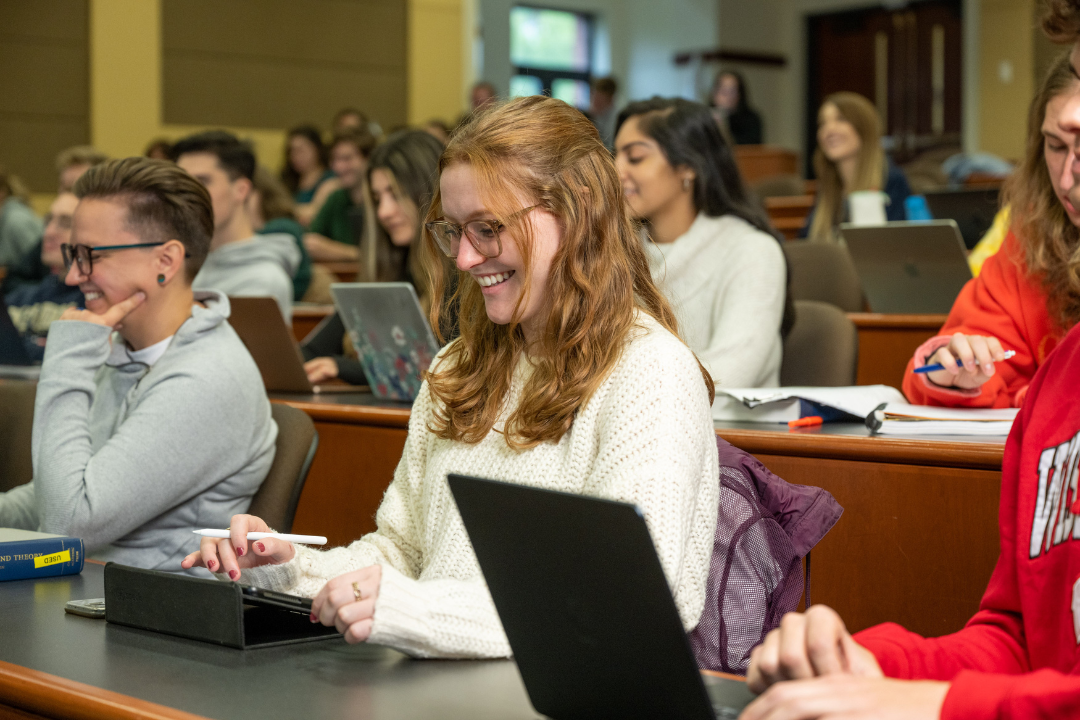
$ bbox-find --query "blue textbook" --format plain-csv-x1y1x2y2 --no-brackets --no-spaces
0,529,84,581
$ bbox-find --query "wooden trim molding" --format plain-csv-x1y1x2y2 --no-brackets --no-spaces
715,427,1003,470
0,661,208,720
270,399,411,429
848,313,948,331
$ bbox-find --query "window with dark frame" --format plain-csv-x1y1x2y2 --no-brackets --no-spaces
509,6,593,110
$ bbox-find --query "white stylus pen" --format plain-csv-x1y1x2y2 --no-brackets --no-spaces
193,529,327,545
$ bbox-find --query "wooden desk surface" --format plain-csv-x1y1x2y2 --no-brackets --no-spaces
850,313,947,389
0,562,542,720
274,392,1004,639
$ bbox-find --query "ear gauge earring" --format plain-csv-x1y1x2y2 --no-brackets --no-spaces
157,274,166,286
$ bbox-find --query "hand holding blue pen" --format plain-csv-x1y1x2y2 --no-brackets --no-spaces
915,349,1016,374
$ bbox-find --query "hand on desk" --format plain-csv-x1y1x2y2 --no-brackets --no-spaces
179,514,295,579
742,605,948,720
739,675,949,720
924,333,1006,390
310,566,382,644
305,356,339,384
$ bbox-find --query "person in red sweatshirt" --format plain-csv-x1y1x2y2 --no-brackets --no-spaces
741,316,1080,719
902,33,1080,409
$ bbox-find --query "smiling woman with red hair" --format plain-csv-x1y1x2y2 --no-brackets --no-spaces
184,96,721,660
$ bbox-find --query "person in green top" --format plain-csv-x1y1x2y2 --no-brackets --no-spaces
304,127,378,262
249,165,313,301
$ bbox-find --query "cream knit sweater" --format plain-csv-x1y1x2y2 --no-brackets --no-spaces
646,212,786,388
242,314,720,659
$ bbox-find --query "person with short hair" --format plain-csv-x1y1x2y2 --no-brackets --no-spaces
182,97,720,661
470,81,496,111
55,145,109,193
174,131,300,321
304,127,379,262
4,191,85,360
281,125,340,226
800,92,911,241
589,76,619,148
0,165,41,268
0,158,276,572
615,97,792,388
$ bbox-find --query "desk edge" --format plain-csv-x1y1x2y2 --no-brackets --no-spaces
0,659,210,720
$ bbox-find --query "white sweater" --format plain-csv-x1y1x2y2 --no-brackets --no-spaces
243,314,720,659
646,213,786,388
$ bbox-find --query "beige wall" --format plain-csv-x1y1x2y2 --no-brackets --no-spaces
162,0,407,132
0,0,89,194
3,0,470,217
978,0,1034,161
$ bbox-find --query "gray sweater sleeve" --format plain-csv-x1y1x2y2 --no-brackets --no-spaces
32,320,268,552
0,482,38,529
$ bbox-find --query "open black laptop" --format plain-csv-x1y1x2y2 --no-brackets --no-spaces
447,474,756,720
923,188,1000,250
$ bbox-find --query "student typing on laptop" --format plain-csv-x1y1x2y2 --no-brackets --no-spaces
0,158,276,571
303,130,446,387
903,52,1080,409
183,96,721,659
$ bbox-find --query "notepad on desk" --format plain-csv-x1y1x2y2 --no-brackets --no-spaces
867,404,1019,436
712,385,907,423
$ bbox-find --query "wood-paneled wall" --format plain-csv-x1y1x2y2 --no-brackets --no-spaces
162,0,407,132
0,0,89,193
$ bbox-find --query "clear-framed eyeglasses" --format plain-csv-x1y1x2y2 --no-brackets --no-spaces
426,205,538,259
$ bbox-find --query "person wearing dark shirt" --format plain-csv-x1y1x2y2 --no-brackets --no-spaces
305,127,378,262
4,191,84,361
799,92,911,241
711,71,763,146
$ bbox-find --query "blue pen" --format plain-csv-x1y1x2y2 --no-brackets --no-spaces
914,350,1016,374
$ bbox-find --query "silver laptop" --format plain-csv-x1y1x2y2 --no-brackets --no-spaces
840,220,973,314
330,283,441,402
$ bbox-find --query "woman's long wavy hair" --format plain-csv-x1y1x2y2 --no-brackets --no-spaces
1002,52,1080,331
423,96,714,450
362,130,446,310
809,92,885,241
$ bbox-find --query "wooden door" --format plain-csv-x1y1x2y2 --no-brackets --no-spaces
806,0,963,172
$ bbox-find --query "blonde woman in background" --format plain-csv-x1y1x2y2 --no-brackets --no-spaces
799,92,911,240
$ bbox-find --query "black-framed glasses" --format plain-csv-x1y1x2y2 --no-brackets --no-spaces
426,205,538,259
61,242,169,276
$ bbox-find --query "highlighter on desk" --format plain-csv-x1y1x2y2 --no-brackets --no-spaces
788,416,823,429
914,349,1016,375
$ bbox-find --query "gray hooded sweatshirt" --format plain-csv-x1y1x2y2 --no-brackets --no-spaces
192,233,300,321
0,292,277,571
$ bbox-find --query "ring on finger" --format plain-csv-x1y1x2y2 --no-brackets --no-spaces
352,581,364,602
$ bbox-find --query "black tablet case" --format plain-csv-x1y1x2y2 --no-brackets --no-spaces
104,563,340,649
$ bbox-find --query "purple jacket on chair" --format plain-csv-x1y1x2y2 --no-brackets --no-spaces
689,436,843,673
